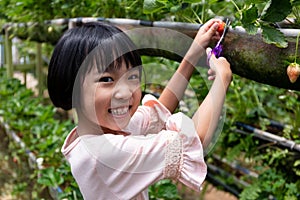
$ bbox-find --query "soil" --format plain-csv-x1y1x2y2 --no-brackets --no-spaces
201,185,238,200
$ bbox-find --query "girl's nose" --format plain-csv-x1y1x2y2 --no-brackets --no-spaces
113,80,133,100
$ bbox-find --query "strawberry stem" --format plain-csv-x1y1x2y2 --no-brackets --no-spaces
295,32,300,63
229,0,241,17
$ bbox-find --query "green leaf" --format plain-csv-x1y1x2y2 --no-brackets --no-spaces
143,0,165,14
241,5,259,34
242,5,258,24
261,25,288,48
170,5,181,13
37,167,64,187
149,179,181,200
239,183,261,200
293,160,300,175
292,0,300,6
261,0,292,22
156,182,180,199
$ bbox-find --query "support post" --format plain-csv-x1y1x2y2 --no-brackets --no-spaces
36,42,43,96
4,27,13,78
0,35,4,68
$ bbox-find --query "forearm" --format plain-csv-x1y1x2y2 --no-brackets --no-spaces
158,45,206,113
158,60,194,113
192,73,231,149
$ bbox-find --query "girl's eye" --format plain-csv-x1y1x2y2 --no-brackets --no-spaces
99,77,114,82
128,74,140,80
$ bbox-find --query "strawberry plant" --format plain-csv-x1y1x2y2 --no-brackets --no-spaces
142,0,299,47
209,75,300,200
0,68,81,199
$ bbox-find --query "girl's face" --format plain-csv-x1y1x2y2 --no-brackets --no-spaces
80,63,142,131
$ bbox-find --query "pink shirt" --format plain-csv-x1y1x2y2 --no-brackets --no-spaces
61,95,207,200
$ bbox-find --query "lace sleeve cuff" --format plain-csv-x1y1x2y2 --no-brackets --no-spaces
163,133,183,179
163,112,207,191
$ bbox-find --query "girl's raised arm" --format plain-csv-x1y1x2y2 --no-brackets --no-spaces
158,19,221,113
192,48,232,149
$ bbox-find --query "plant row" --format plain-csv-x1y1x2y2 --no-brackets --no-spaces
0,68,82,199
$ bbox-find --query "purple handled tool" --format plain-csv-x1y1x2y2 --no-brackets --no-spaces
207,19,231,63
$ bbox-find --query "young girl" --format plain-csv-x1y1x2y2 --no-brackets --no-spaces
47,19,232,200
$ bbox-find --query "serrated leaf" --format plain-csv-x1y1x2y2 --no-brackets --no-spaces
292,0,300,6
261,25,288,48
143,0,165,14
244,23,259,35
261,0,292,22
239,183,261,200
241,5,259,34
242,5,258,24
156,181,180,199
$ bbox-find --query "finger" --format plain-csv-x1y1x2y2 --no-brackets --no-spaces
200,18,222,32
206,48,216,61
206,47,215,66
201,22,219,37
206,47,212,55
208,68,215,76
208,75,216,81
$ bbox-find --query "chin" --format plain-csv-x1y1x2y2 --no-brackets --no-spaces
110,118,131,131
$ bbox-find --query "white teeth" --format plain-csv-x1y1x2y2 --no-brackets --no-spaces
110,107,129,116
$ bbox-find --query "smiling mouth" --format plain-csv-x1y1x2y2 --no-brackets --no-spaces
108,106,132,116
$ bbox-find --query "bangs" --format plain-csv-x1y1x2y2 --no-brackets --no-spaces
83,31,142,75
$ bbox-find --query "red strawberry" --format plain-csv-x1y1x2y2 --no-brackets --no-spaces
217,21,225,35
13,157,18,163
287,62,300,83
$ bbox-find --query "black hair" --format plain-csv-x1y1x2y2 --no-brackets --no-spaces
47,22,142,110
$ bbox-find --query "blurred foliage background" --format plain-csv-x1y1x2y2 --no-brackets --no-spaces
0,0,299,199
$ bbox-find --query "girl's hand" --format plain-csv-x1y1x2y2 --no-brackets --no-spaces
207,68,216,81
194,18,223,49
184,18,223,64
206,48,232,86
